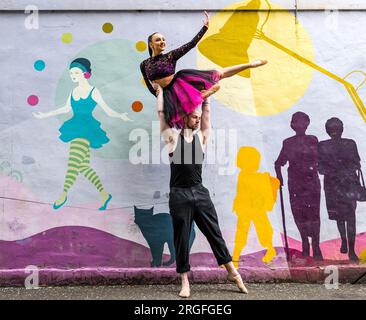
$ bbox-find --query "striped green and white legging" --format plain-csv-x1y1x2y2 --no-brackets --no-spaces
63,138,104,193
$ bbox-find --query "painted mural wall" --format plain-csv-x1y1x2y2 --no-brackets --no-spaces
1,0,366,276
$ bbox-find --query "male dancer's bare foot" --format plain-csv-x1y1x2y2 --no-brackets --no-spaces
227,272,248,294
250,59,268,68
224,262,248,294
54,192,67,206
179,273,190,298
179,285,190,298
201,83,221,100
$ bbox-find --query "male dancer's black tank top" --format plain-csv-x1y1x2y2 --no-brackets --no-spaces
169,133,204,188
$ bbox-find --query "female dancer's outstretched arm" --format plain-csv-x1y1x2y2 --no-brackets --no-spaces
92,88,132,121
33,94,72,119
170,11,210,61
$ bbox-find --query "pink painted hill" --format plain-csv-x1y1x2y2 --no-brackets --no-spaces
0,226,290,269
1,226,366,270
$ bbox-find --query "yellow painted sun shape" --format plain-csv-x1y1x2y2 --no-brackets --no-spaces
197,0,314,116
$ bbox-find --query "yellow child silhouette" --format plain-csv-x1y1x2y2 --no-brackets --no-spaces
232,147,280,267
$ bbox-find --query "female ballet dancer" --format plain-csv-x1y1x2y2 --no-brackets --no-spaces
140,11,267,128
33,58,131,210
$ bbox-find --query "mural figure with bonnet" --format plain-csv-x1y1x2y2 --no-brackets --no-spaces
33,58,132,210
318,117,361,262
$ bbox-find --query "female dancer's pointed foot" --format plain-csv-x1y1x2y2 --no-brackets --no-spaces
201,83,221,100
227,272,248,294
53,192,68,210
99,191,112,211
179,285,190,298
250,59,268,68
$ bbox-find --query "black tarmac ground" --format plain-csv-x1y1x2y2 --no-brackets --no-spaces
0,283,365,300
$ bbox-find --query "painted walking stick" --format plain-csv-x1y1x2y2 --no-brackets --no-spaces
279,185,290,261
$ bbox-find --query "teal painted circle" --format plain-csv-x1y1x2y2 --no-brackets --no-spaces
34,60,46,71
55,39,155,160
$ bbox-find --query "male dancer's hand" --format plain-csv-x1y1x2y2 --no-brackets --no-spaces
152,82,161,96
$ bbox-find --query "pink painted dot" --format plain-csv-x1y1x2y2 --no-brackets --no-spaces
27,95,39,106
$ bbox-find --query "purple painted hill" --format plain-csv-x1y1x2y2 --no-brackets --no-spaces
0,226,153,269
2,225,365,270
0,226,288,269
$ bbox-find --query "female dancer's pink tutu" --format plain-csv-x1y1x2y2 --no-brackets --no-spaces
163,69,221,128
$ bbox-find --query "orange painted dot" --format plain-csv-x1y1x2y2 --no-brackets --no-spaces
132,101,143,112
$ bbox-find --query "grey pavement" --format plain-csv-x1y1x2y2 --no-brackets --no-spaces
0,283,365,300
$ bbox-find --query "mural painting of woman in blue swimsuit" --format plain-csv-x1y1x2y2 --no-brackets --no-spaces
33,58,132,211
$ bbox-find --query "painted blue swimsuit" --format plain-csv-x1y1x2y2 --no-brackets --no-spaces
58,87,110,149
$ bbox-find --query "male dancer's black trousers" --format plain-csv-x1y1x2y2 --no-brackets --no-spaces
169,183,232,273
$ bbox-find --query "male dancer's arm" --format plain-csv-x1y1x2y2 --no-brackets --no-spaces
200,98,211,148
156,85,178,150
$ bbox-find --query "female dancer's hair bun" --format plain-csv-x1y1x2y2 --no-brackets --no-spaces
147,32,159,57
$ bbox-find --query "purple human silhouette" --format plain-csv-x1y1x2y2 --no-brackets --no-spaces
275,112,323,260
318,117,360,262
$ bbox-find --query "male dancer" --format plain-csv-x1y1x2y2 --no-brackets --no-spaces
155,85,247,298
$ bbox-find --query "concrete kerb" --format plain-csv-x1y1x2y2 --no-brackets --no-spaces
0,266,365,287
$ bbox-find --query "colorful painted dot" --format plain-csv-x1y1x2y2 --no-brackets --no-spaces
132,101,143,112
34,60,46,71
61,33,73,44
27,95,39,106
136,41,147,52
102,23,113,33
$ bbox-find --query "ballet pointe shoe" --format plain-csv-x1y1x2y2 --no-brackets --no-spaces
201,83,221,99
53,193,68,210
250,59,268,68
227,273,248,294
179,286,190,298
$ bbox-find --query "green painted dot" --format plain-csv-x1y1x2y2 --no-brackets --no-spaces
61,33,73,44
102,23,113,33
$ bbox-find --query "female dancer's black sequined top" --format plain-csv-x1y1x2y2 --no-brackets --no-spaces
140,26,208,96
